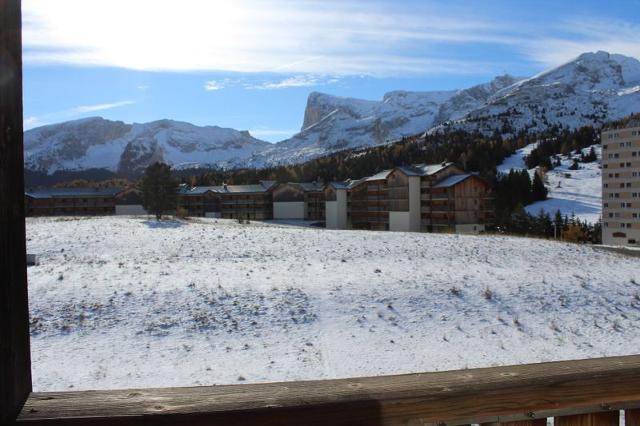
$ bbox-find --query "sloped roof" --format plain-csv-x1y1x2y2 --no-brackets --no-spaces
296,182,325,192
327,181,350,190
182,186,226,195
364,169,393,181
411,162,455,176
25,187,124,199
433,174,473,188
624,119,640,129
395,165,424,176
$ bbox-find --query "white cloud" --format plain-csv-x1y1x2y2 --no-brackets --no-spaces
21,0,526,76
248,128,298,141
136,85,150,90
71,100,135,113
521,18,640,67
23,100,136,130
204,80,225,91
248,75,339,90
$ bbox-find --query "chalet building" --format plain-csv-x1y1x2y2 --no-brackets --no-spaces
272,182,325,220
602,120,640,246
24,187,123,216
220,181,276,220
349,170,393,231
177,185,224,218
325,163,493,234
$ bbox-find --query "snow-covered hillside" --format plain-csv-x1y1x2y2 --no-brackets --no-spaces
434,52,640,138
26,217,639,391
498,143,602,223
24,117,270,176
526,146,602,223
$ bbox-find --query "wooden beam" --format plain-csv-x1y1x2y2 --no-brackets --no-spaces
17,355,640,425
0,0,32,423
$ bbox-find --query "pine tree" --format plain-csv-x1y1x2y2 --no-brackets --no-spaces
141,162,179,220
531,172,548,202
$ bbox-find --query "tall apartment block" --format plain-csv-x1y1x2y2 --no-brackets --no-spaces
602,121,640,246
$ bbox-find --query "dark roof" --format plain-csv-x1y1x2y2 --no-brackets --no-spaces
327,181,354,190
434,174,473,188
25,187,124,199
181,180,276,195
180,186,226,195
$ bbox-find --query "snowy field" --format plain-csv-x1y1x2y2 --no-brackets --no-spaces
26,216,640,392
499,143,602,223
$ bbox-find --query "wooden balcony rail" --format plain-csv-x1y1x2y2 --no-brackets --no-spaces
14,355,640,425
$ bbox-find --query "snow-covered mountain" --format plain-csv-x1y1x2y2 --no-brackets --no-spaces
24,51,640,175
433,51,640,136
24,117,270,176
241,75,521,167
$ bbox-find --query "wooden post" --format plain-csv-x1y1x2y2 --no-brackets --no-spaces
0,0,32,422
556,411,619,426
626,409,640,426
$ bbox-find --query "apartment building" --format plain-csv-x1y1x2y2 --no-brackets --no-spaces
24,187,123,216
602,121,640,246
272,182,325,220
220,181,276,220
177,185,224,217
325,163,493,233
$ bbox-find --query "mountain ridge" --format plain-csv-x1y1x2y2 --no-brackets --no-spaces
24,51,640,176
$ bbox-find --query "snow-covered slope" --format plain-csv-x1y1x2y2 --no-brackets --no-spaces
26,216,640,391
499,143,602,223
433,51,640,137
525,145,602,223
24,117,270,176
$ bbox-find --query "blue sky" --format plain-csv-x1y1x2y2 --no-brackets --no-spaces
22,0,640,142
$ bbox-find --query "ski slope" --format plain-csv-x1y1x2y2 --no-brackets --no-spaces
499,143,602,223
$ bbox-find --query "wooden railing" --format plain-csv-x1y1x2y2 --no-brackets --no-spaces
14,355,640,425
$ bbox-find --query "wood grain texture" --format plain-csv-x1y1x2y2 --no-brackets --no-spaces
17,355,640,425
0,0,32,423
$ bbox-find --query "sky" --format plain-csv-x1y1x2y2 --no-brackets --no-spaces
22,0,640,142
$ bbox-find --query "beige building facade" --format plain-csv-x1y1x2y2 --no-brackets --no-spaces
602,121,640,246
